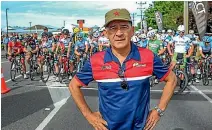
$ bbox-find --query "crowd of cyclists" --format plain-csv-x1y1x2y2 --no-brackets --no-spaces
1,25,212,93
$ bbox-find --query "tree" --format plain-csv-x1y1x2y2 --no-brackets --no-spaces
143,1,184,30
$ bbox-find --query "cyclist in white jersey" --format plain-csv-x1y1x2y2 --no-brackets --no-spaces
168,25,194,70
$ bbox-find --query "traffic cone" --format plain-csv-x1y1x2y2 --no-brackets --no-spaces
1,68,10,94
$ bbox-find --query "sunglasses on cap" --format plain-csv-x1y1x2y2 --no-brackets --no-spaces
118,68,128,90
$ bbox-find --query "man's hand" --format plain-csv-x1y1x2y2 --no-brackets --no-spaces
86,111,108,130
144,110,160,130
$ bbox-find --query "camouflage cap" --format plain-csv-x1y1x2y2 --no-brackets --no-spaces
104,8,132,27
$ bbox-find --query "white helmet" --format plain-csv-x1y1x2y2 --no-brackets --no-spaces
167,29,172,33
99,27,106,32
162,30,166,33
138,34,147,39
189,30,194,34
177,25,185,32
147,30,155,38
148,27,153,31
135,31,140,35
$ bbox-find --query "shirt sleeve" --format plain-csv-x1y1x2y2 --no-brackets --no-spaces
153,53,171,81
74,59,94,86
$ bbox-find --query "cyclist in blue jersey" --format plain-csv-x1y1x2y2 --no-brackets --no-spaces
74,32,89,62
137,34,148,48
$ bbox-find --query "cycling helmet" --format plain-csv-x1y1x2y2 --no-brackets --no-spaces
189,30,194,34
148,27,153,31
41,32,48,37
138,34,147,39
77,32,84,38
162,30,166,33
135,31,140,35
73,27,80,33
48,32,53,38
147,30,156,38
167,29,172,33
99,27,106,32
62,29,69,35
93,31,100,38
10,37,17,42
177,25,185,32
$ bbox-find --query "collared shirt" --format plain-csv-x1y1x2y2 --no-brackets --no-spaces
74,43,170,130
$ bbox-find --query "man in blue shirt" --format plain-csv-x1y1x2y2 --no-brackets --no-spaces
3,35,9,59
69,8,177,130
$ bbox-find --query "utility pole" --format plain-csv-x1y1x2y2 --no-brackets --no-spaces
6,8,9,37
184,1,189,34
29,22,32,33
136,1,146,30
131,13,136,27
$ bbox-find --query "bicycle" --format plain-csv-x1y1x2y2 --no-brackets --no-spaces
173,58,189,94
58,53,72,83
29,52,39,80
10,55,24,81
40,51,52,83
185,56,196,85
76,52,87,73
200,55,211,86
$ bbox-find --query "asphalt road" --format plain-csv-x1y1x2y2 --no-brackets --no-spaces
1,49,212,130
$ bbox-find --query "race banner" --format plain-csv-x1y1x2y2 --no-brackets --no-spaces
143,20,148,32
191,1,209,39
155,11,163,31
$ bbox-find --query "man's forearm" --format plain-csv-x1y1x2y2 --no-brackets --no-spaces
69,84,92,118
158,72,177,111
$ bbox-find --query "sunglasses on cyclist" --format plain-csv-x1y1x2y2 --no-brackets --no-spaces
118,68,128,90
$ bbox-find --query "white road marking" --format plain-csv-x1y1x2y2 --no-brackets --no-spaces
35,98,68,130
1,61,9,64
36,85,212,94
190,85,212,104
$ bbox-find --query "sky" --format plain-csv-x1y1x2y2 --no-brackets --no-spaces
1,1,153,28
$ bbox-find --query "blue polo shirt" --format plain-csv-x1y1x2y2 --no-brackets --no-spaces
74,43,170,130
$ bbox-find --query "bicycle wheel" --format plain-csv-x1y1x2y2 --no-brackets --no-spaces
202,63,209,86
58,63,65,83
41,60,51,83
10,59,17,81
174,70,189,94
29,59,35,80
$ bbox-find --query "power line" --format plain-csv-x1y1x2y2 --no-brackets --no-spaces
136,1,147,29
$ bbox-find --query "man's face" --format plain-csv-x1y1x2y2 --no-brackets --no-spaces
179,31,184,37
42,36,47,42
105,20,133,49
168,32,172,36
64,34,68,39
78,37,83,41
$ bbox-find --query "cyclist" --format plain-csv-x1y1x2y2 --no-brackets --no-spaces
199,37,212,77
55,29,74,80
131,31,140,46
98,28,110,51
147,30,165,84
25,35,39,66
8,37,28,79
137,34,148,48
74,32,89,63
38,32,55,76
168,25,194,70
90,31,100,55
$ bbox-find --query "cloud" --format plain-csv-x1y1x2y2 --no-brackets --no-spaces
1,1,153,28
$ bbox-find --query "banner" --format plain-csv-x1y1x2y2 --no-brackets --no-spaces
191,1,209,39
155,11,163,31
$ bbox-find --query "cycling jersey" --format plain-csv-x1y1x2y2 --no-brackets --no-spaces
8,41,23,53
91,37,99,48
199,42,212,55
164,35,173,47
41,41,53,48
75,39,88,52
148,39,163,54
59,37,71,48
137,39,148,48
28,39,39,50
172,36,192,53
98,36,109,45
